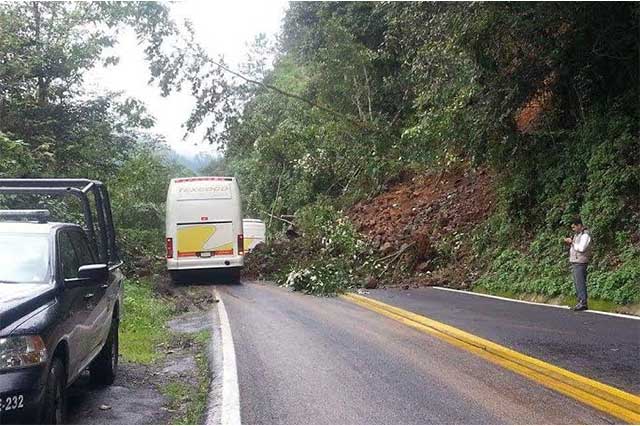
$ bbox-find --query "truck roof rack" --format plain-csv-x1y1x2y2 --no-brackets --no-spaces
0,179,120,265
0,209,50,223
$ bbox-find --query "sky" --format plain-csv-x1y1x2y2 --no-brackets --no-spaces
86,0,289,157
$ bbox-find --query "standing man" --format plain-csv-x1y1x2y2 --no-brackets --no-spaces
564,217,592,311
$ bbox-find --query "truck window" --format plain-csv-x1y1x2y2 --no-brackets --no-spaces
59,232,80,279
69,230,96,266
0,233,50,283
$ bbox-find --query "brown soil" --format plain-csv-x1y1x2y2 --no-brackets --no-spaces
154,272,219,312
348,167,496,288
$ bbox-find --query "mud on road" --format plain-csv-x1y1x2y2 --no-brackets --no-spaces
67,273,225,425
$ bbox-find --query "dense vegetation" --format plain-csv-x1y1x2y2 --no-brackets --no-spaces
0,2,192,264
224,3,639,302
1,2,637,303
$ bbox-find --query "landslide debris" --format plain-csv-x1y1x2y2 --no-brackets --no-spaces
348,167,495,288
242,238,306,281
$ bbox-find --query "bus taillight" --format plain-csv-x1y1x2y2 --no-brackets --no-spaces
237,234,244,255
166,237,174,258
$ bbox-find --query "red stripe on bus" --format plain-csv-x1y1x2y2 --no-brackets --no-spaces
178,251,197,257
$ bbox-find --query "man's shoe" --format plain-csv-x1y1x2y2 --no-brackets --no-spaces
572,304,588,311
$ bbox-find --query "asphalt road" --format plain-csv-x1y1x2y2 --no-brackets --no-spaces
366,287,640,394
216,281,616,424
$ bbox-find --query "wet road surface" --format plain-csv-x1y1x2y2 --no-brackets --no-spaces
216,281,616,424
366,287,640,394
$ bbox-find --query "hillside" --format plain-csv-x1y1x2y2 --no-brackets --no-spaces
233,3,639,305
348,168,494,288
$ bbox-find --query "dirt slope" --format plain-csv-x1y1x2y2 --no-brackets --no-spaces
348,167,495,288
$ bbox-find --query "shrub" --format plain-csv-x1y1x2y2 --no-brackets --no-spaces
276,202,374,295
476,238,640,304
285,263,351,296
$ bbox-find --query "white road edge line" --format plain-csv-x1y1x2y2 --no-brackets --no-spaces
207,288,241,425
432,286,639,320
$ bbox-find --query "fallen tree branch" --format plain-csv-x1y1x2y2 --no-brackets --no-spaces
268,164,285,229
209,58,369,130
260,210,295,226
376,242,416,278
375,241,415,264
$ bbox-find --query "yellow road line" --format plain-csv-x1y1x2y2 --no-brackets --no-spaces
341,292,640,424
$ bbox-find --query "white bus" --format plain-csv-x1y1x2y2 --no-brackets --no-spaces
166,177,244,281
242,218,266,253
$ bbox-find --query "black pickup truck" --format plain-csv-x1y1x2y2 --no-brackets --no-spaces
0,179,124,424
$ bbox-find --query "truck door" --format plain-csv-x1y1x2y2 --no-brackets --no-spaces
57,231,95,376
69,230,111,354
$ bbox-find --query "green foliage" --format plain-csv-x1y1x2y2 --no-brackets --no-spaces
161,334,211,425
588,247,640,304
2,1,637,303
284,263,351,296
108,141,191,268
0,133,38,177
226,3,638,303
0,2,196,267
580,112,640,244
276,203,374,295
120,278,175,364
476,237,640,305
296,202,367,257
0,2,178,176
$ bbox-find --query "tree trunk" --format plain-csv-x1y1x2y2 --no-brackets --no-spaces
33,2,47,106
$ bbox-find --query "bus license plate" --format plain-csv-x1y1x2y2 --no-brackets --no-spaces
200,252,212,258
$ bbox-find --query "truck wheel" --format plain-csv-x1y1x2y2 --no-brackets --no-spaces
89,317,119,385
41,357,66,424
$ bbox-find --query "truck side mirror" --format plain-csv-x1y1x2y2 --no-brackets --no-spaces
65,264,108,287
78,264,108,282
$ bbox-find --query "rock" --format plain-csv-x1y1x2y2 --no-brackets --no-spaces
363,275,379,289
285,225,299,239
99,405,112,411
416,262,431,273
380,242,394,255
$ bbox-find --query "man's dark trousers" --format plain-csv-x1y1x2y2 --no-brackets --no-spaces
572,263,588,306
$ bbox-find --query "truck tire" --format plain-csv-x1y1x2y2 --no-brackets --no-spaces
41,357,66,424
89,316,119,385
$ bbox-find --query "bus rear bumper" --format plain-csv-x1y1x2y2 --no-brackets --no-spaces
167,255,244,271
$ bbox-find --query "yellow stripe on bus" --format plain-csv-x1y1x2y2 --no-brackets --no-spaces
177,225,216,252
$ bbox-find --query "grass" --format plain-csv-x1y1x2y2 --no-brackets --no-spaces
120,278,175,364
472,285,628,313
119,276,212,423
162,333,211,425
